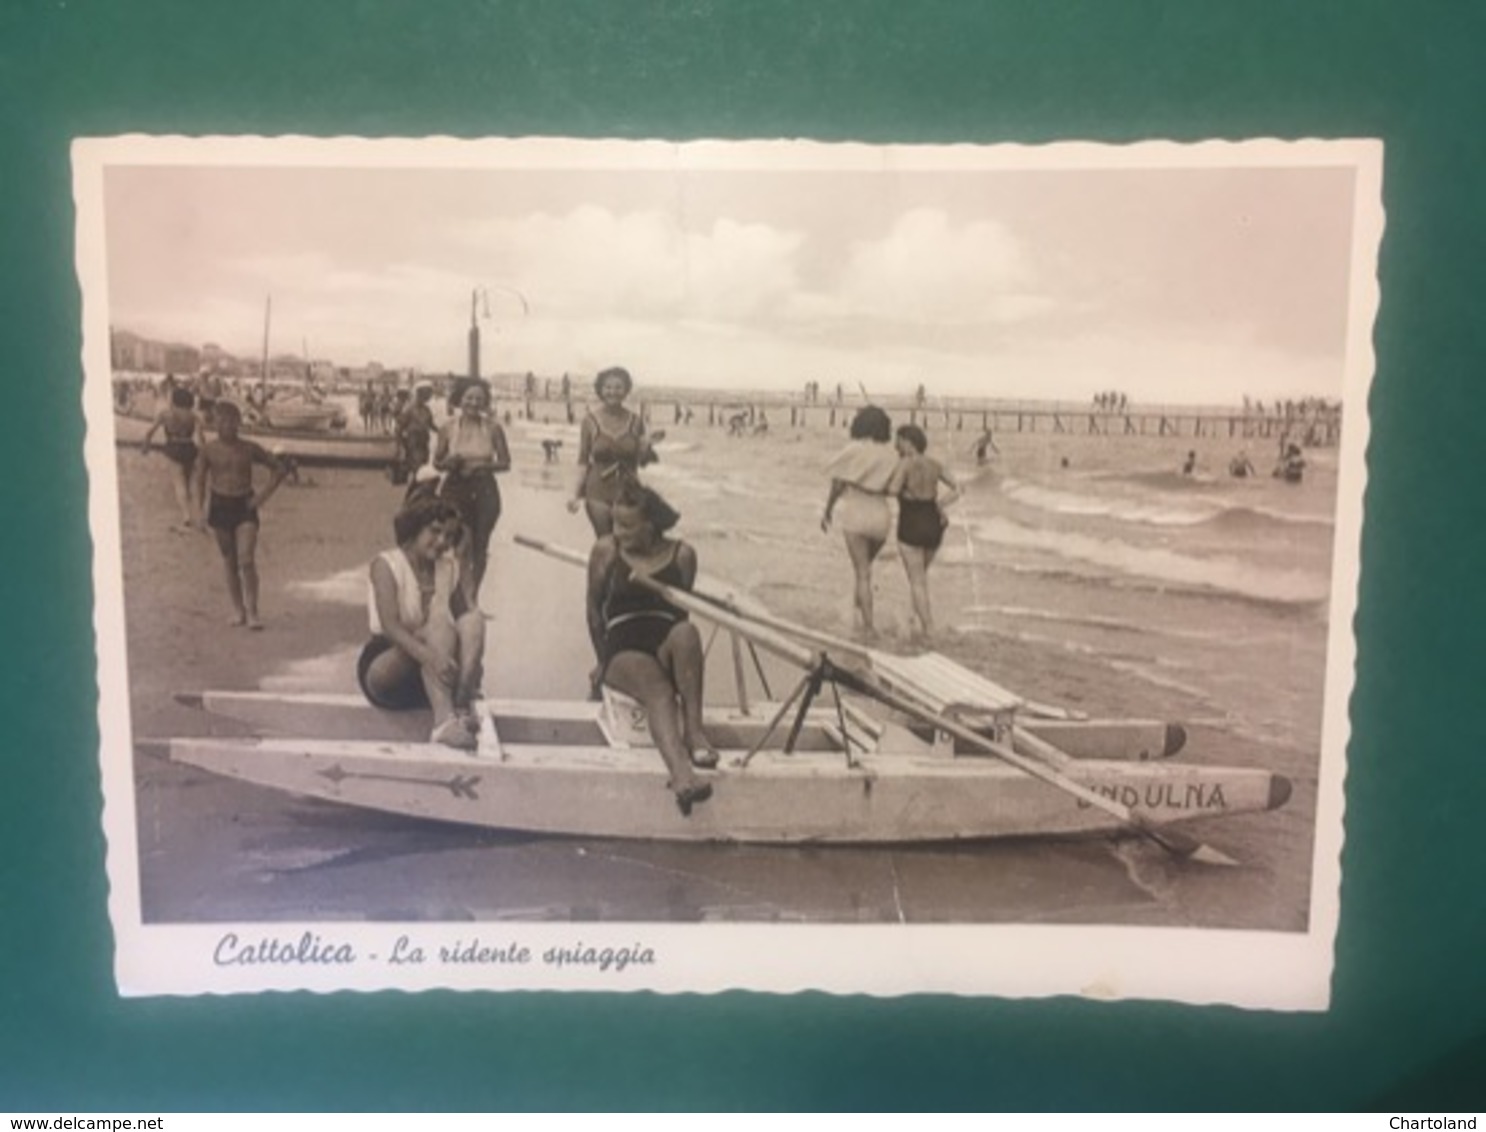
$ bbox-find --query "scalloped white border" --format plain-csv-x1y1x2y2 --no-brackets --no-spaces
74,135,1381,1007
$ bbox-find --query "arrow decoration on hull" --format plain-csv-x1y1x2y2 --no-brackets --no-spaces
318,763,482,800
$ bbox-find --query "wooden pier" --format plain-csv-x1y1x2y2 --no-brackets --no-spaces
485,379,1343,447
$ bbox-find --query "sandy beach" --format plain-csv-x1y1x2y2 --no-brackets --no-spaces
115,407,1325,931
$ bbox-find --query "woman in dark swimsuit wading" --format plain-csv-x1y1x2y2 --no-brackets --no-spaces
586,485,718,815
141,386,205,528
886,424,960,640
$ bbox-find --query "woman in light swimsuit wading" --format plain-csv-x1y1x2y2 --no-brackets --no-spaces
820,405,899,634
586,485,717,815
568,366,660,537
886,424,961,639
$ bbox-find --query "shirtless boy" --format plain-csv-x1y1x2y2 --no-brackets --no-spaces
194,401,287,629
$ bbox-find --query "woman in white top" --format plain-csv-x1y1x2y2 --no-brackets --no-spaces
357,498,487,750
433,379,511,597
821,405,899,633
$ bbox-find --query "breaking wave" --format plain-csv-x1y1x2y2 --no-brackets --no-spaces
961,516,1330,607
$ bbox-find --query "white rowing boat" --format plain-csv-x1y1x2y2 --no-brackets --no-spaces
113,410,398,468
154,691,1285,845
147,537,1291,857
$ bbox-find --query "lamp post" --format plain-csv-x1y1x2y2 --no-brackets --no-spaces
468,288,488,381
466,285,528,388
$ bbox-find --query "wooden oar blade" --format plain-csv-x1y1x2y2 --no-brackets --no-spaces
1137,819,1240,867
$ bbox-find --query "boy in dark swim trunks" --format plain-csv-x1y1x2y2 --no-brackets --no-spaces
886,424,961,640
193,401,286,629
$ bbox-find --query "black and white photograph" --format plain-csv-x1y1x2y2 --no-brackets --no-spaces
76,136,1379,1004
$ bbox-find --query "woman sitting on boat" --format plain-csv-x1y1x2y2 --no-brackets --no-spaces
821,405,899,634
358,497,486,751
886,424,961,640
433,379,511,597
567,366,660,537
587,484,717,815
140,385,204,528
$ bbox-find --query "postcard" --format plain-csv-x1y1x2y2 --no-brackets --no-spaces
74,135,1380,1004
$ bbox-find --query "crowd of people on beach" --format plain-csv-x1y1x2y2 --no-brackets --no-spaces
145,363,1334,820
144,363,976,818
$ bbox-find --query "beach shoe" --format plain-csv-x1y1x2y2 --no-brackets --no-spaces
431,718,477,751
674,780,713,818
689,747,720,769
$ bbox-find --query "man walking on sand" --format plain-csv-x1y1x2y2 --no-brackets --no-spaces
194,400,287,629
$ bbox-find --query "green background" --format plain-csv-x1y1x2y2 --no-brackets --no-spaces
3,0,1484,1111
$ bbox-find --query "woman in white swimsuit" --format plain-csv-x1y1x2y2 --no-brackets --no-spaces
821,405,899,633
358,497,487,751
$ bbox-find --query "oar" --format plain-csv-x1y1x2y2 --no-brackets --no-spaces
682,592,1235,863
514,535,820,671
517,528,826,671
515,534,1236,865
686,590,1080,722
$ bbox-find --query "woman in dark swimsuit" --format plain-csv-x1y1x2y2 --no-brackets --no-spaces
567,366,661,537
141,386,204,528
585,484,717,815
433,379,511,598
886,424,961,640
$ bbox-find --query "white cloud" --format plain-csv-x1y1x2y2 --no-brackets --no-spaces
455,207,803,325
832,207,1050,326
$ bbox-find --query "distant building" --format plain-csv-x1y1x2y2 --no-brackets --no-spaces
163,343,201,374
110,328,148,371
268,353,306,380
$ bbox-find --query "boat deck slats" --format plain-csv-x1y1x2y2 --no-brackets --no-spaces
870,651,1024,716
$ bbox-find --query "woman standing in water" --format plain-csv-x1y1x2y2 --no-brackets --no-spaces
567,366,658,537
821,405,899,634
358,497,486,750
141,386,204,528
887,424,961,640
587,484,717,815
433,379,511,597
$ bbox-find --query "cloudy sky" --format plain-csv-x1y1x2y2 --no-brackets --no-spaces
102,143,1363,403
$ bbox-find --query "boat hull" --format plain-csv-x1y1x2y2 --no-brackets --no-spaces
112,412,397,469
156,700,1290,844
180,690,1179,761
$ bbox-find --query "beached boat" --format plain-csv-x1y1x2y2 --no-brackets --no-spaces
258,398,347,433
157,690,1282,846
112,410,397,469
150,538,1290,858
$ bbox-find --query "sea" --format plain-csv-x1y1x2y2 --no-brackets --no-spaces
643,421,1336,753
